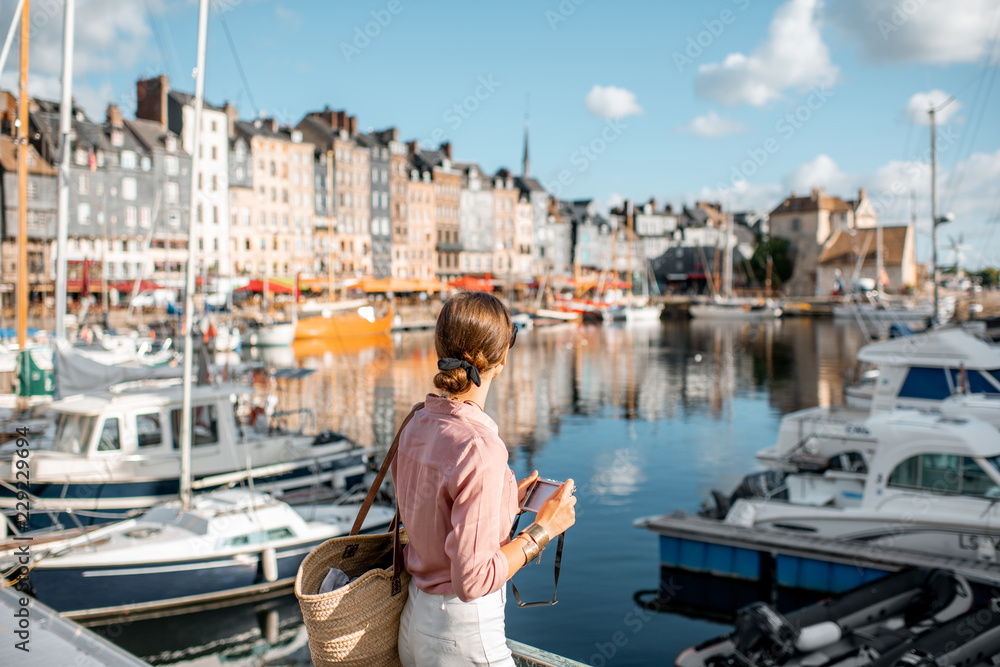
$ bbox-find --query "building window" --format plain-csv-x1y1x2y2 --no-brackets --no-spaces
165,156,179,175
211,146,218,160
26,181,38,200
168,212,180,227
212,175,218,191
165,182,179,203
77,202,91,224
791,218,801,232
141,156,151,171
121,177,137,201
77,174,88,194
213,206,219,224
120,151,137,169
140,207,151,227
125,206,137,226
197,204,203,223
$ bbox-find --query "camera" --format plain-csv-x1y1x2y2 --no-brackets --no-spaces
519,477,572,513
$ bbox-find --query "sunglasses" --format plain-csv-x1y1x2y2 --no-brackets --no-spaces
509,323,518,349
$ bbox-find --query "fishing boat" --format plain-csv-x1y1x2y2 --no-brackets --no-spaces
0,379,370,530
676,567,975,667
20,489,396,620
705,410,1000,563
689,297,782,320
294,305,393,340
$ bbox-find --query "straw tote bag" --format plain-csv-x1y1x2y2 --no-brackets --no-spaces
295,403,423,667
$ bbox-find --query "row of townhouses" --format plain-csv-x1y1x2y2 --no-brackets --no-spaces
0,74,917,301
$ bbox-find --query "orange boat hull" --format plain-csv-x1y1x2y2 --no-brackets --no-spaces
294,308,393,340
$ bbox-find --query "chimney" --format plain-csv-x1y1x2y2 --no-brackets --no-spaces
406,140,418,156
858,187,867,201
336,110,347,129
439,141,452,160
106,103,123,128
268,117,278,133
136,74,169,129
223,102,238,138
811,186,822,200
347,115,357,136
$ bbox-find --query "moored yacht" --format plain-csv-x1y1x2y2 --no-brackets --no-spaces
0,380,369,530
18,489,396,619
710,411,1000,563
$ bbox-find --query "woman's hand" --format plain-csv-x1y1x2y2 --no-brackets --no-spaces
534,478,576,537
517,470,539,504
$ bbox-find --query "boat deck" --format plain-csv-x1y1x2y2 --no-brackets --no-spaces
0,586,150,665
636,512,1000,592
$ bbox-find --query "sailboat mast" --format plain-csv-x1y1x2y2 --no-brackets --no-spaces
54,0,74,339
723,198,734,300
180,0,210,510
929,106,939,321
15,0,29,357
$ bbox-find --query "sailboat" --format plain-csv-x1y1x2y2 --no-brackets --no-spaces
689,205,781,320
7,0,395,621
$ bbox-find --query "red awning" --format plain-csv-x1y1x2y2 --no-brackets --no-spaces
113,279,163,293
235,279,294,294
448,276,494,292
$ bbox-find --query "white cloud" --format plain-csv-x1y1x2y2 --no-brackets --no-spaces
685,111,746,138
828,0,1000,64
904,90,963,125
783,154,855,194
0,0,153,117
694,0,838,107
584,85,643,119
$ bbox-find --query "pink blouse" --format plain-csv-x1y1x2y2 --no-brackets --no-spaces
391,394,518,602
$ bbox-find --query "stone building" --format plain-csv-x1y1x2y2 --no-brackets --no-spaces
376,128,409,280
405,160,437,280
457,162,493,276
491,170,519,282
0,132,56,306
136,75,230,278
355,133,392,279
229,119,316,280
410,143,461,282
297,110,371,280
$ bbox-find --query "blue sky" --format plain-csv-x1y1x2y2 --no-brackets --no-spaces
3,0,1000,266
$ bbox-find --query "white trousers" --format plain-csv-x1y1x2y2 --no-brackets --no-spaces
398,578,515,667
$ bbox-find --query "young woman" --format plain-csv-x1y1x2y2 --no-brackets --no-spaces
392,292,577,666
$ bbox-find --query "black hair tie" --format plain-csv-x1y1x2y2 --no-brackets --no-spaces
437,358,481,387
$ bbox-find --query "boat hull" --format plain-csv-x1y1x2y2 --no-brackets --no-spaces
689,304,781,320
294,310,392,340
28,538,326,615
243,323,295,347
0,452,367,530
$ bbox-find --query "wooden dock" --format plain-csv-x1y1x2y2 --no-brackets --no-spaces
0,586,149,665
636,512,1000,593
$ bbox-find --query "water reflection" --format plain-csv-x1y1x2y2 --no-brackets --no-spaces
90,593,311,666
277,320,867,460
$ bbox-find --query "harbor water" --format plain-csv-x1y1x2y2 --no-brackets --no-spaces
92,317,868,666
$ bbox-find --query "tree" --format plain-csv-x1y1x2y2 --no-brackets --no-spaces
748,234,794,288
972,267,999,288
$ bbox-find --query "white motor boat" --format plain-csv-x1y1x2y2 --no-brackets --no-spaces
242,321,296,347
0,380,370,530
20,489,396,619
689,297,782,320
712,410,1000,563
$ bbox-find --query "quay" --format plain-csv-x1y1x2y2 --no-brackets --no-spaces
635,512,1000,594
0,585,150,666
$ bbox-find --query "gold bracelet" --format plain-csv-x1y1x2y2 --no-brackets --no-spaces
522,522,550,551
520,533,540,562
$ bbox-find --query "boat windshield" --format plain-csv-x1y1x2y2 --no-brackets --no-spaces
52,414,98,454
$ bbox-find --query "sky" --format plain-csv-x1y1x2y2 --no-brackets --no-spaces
1,0,999,267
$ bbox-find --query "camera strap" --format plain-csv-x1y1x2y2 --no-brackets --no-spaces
509,513,565,608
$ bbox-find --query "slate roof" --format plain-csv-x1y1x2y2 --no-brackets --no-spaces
168,90,223,112
124,118,180,152
771,192,852,216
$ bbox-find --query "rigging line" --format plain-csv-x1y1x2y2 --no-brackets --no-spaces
144,0,174,79
942,6,1000,213
218,13,259,119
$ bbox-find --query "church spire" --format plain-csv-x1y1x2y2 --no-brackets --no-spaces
522,93,531,178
